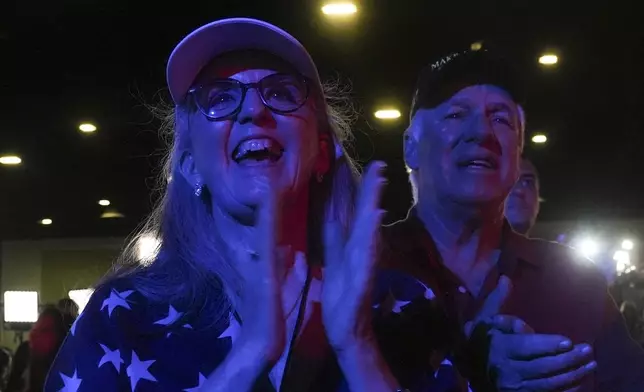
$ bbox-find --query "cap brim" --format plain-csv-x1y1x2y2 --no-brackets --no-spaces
167,18,322,105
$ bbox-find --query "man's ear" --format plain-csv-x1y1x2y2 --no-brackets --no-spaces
403,121,421,171
314,132,332,178
178,149,203,190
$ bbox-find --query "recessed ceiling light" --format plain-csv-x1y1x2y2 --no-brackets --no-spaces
79,123,97,133
0,155,22,165
531,134,547,144
321,2,358,16
538,54,558,65
374,109,401,120
101,210,124,219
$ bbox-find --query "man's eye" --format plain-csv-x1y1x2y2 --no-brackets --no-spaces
493,116,512,126
445,112,464,119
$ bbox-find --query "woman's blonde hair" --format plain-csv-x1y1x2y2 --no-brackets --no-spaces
98,81,360,326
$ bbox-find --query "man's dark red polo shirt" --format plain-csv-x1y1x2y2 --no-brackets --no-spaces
379,211,644,391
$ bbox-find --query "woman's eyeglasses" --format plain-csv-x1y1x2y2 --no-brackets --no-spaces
188,73,310,120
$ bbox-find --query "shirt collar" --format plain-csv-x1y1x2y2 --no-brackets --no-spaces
401,207,541,269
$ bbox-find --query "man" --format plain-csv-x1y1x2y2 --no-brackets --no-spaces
504,158,540,235
380,49,644,391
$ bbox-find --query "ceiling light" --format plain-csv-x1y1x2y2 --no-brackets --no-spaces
374,109,401,120
40,218,53,226
538,54,558,65
98,199,111,206
101,210,124,219
531,134,547,144
322,2,358,16
79,123,97,133
0,155,22,165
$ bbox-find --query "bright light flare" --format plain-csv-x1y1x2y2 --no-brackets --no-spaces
4,291,39,323
137,233,161,263
0,155,22,165
98,199,111,206
68,289,94,314
576,238,599,258
374,109,401,120
622,239,634,250
539,54,558,65
40,218,53,226
322,2,358,16
614,250,631,274
79,123,97,133
614,250,630,264
531,134,547,144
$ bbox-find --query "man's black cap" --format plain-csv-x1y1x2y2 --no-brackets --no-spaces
410,49,525,119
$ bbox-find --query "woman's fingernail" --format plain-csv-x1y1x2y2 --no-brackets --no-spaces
585,361,597,370
581,344,593,355
559,340,572,350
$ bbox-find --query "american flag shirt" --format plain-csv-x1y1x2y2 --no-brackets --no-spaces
45,270,464,392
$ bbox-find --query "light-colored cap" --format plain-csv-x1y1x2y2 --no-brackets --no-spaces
166,18,323,105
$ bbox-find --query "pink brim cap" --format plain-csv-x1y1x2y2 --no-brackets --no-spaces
166,18,323,106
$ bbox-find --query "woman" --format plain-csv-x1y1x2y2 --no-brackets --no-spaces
45,18,402,391
6,306,68,392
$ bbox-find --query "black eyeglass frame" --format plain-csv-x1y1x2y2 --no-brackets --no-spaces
187,73,311,121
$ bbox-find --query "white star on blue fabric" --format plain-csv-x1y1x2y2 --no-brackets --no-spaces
70,311,83,336
127,351,157,391
98,343,124,373
101,289,134,317
217,312,240,342
154,305,183,326
58,369,82,392
184,372,207,392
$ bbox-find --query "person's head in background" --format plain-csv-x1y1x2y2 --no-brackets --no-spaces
29,306,66,358
57,297,79,319
28,306,67,392
504,157,540,235
405,49,525,223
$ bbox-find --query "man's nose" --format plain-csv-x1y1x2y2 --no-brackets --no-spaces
463,112,497,146
511,186,527,198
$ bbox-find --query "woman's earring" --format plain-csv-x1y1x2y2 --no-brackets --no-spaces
194,183,203,197
316,173,324,183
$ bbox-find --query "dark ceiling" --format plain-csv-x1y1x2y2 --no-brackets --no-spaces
1,0,642,239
